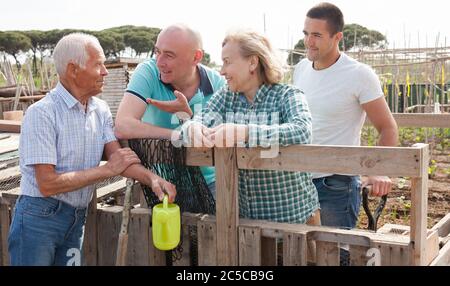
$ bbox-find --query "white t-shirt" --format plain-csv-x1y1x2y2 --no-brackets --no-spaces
293,53,383,178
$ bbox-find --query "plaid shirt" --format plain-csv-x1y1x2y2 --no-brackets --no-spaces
19,82,116,208
186,84,319,223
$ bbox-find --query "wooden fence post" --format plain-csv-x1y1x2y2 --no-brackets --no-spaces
214,147,239,265
410,143,429,265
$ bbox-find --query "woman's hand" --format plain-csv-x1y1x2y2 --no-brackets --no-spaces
207,123,248,147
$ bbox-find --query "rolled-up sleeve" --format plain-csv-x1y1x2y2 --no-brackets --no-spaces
102,107,117,144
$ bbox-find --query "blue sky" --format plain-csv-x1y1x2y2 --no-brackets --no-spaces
2,0,449,63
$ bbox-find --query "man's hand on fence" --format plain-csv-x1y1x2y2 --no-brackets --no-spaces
362,176,392,196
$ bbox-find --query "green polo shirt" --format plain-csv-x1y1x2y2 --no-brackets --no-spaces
126,58,225,185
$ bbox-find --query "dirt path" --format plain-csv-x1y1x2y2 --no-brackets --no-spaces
357,149,450,230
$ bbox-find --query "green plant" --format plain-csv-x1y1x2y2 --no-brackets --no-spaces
428,159,437,178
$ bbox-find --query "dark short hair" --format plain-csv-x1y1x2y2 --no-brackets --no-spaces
307,2,344,35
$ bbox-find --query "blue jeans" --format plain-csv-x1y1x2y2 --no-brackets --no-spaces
8,195,87,266
313,175,361,229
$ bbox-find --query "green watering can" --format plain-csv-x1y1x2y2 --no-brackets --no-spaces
152,195,180,250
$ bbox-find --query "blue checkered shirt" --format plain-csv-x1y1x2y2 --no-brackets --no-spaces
184,84,319,223
19,82,116,208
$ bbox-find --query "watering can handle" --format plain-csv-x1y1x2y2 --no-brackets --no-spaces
362,186,387,231
163,194,168,209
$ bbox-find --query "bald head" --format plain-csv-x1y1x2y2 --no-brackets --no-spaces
158,24,203,50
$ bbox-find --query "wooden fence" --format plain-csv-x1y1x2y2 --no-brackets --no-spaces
1,113,450,266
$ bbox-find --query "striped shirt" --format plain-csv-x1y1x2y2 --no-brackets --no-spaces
185,84,319,223
19,82,116,208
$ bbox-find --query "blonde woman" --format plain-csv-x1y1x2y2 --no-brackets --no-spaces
181,30,320,225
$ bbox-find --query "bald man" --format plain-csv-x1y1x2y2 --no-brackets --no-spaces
115,24,225,195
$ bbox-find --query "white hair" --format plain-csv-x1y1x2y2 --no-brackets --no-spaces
53,33,102,76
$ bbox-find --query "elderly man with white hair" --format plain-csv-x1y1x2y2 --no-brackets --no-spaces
8,33,175,266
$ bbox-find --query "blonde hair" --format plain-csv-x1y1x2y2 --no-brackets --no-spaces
222,30,286,85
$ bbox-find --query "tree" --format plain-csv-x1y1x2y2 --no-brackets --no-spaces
342,24,387,51
287,23,387,65
21,30,45,76
0,31,32,70
202,52,211,66
95,31,125,58
287,40,306,66
124,30,155,57
106,26,160,57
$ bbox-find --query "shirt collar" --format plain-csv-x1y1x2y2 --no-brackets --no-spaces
159,64,214,96
55,82,97,113
237,84,271,104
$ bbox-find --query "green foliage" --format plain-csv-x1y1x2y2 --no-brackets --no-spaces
342,24,387,51
202,52,211,66
123,30,155,57
0,26,162,63
428,159,437,178
361,126,378,146
0,31,32,69
21,30,45,75
94,31,125,58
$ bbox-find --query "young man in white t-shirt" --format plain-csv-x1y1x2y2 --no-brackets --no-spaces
293,3,398,232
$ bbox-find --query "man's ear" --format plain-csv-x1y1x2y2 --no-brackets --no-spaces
193,49,203,64
335,31,344,43
66,62,78,79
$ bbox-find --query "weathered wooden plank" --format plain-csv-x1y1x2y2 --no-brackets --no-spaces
316,241,339,266
197,219,217,266
261,237,278,266
148,231,166,266
431,213,450,238
371,241,410,266
0,202,10,266
237,145,422,177
430,238,450,266
96,205,122,266
82,190,98,266
349,245,369,266
96,178,126,200
215,148,239,266
390,244,410,266
366,113,450,128
238,226,261,266
283,232,307,266
186,148,214,166
0,120,21,133
425,230,440,265
410,143,429,266
173,224,192,266
126,208,151,266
